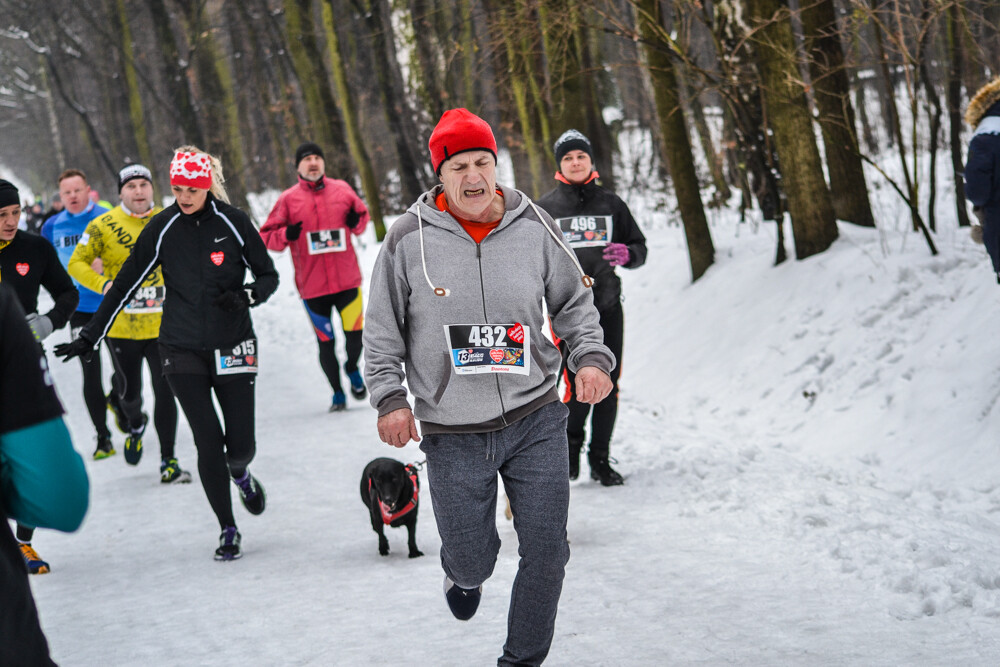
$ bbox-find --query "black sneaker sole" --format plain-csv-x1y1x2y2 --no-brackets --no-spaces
124,440,143,465
238,477,266,515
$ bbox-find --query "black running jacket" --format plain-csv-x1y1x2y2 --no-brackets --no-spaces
81,195,279,351
536,178,647,312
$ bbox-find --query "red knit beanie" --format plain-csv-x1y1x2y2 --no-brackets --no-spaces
169,150,213,189
428,109,497,174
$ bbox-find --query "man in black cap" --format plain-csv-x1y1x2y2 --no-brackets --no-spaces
260,142,371,412
0,178,80,575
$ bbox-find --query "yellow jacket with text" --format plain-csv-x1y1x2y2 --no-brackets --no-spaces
68,205,164,340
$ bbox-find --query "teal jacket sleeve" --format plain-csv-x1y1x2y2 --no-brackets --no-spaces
0,418,89,532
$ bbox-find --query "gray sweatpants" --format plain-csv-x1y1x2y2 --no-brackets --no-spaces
420,400,572,667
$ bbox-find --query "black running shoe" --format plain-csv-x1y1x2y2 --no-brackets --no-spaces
107,392,128,434
123,414,148,466
347,370,367,400
93,434,116,460
214,526,242,561
233,471,266,515
160,458,192,484
444,576,482,621
589,456,624,486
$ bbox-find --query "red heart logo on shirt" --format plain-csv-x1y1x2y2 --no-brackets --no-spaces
490,349,504,363
15,262,29,276
507,323,524,344
210,251,224,266
584,231,595,240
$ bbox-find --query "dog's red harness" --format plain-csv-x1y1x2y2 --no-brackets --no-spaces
373,465,419,525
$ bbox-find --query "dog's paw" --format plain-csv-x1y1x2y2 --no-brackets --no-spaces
408,549,424,558
379,536,390,556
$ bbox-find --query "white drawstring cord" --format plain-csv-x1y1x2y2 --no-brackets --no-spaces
416,198,595,297
527,200,594,288
417,206,450,296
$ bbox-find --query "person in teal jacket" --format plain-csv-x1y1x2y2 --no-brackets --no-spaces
0,282,90,665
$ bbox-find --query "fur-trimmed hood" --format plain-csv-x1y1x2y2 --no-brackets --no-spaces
966,77,1000,127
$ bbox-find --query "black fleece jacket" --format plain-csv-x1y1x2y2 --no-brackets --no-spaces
0,230,78,330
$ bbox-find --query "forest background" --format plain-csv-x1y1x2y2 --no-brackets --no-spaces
0,0,997,279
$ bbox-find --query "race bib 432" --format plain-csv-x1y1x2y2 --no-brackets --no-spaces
445,323,530,375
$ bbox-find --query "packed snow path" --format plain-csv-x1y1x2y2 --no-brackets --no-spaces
29,218,1000,665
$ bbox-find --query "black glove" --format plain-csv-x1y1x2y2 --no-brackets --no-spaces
54,334,96,363
345,209,361,229
285,221,303,241
214,288,254,312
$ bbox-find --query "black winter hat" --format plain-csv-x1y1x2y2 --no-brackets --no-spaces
553,129,593,164
118,164,152,191
295,142,324,167
0,179,19,209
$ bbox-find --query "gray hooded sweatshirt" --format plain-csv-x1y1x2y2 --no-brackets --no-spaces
363,184,615,434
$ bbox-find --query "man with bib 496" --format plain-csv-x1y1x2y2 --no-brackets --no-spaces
364,109,614,667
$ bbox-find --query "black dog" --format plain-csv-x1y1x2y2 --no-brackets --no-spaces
360,458,423,558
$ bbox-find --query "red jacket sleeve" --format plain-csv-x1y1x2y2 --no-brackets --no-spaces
260,193,291,251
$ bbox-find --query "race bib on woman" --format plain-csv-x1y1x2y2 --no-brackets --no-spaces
123,285,165,313
214,338,258,375
307,229,347,254
444,324,530,375
557,215,613,248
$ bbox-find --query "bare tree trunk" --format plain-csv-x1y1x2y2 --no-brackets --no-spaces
677,63,730,206
113,0,156,182
38,55,65,173
637,0,714,281
946,1,970,228
283,0,352,177
746,0,837,259
800,0,875,227
409,0,446,121
148,0,204,148
320,0,385,239
352,0,429,204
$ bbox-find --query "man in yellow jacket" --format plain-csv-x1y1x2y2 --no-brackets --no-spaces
68,164,190,483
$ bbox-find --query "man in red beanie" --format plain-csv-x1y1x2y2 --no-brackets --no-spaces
364,108,614,666
261,141,371,412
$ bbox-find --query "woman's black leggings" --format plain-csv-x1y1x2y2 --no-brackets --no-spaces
161,346,256,529
107,337,177,459
69,312,110,440
563,303,624,459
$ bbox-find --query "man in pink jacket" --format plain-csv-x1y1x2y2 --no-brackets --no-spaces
261,142,371,411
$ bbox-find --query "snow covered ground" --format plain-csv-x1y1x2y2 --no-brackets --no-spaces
25,195,1000,665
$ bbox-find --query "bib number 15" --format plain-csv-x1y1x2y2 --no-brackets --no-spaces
468,325,508,348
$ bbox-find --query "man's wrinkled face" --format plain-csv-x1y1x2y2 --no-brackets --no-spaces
439,150,497,223
59,175,90,215
120,179,153,215
298,155,325,183
0,203,20,241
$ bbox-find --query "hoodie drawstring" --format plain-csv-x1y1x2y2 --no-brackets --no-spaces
417,199,594,297
417,206,450,296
